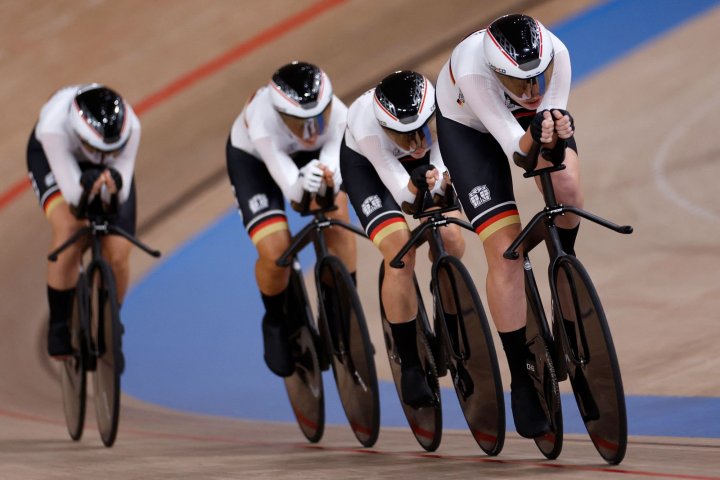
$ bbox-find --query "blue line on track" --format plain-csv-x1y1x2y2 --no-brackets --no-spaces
122,0,720,438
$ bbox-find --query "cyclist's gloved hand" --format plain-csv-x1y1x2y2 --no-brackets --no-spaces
80,168,104,193
530,110,554,144
299,159,324,193
107,167,123,192
410,164,436,190
551,109,575,139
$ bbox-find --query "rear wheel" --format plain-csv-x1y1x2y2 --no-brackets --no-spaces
317,256,379,447
434,255,504,456
379,263,442,452
284,262,325,443
523,263,563,459
60,275,88,441
89,261,121,448
552,255,627,465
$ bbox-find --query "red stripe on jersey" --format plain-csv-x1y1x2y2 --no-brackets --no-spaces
369,217,405,241
474,209,520,234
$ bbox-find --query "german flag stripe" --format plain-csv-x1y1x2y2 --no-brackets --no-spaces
475,209,520,241
369,217,408,246
43,191,64,218
249,216,288,245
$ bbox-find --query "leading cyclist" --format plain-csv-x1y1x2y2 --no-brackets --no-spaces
226,61,356,377
340,71,465,408
435,14,580,437
27,84,141,359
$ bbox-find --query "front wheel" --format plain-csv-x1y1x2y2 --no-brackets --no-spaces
60,275,88,441
89,260,122,448
317,256,379,447
283,261,325,443
552,255,627,465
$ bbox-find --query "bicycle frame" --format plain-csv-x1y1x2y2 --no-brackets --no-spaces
388,189,478,365
502,159,633,366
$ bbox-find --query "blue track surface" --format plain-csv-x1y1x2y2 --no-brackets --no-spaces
122,0,720,438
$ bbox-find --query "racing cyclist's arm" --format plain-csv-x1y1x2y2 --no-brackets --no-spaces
109,116,141,203
357,134,417,206
253,136,304,203
36,132,84,207
317,98,348,193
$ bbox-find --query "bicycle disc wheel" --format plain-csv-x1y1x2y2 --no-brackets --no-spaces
89,261,121,447
284,263,325,443
435,256,504,456
552,255,627,464
60,276,88,441
317,256,379,447
524,268,563,459
379,263,442,452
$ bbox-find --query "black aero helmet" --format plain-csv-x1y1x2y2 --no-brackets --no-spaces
373,70,436,133
269,61,333,118
483,14,554,77
69,84,130,152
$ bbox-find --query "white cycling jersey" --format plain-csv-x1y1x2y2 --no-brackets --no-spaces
229,86,348,203
436,29,571,161
34,85,141,206
345,89,448,206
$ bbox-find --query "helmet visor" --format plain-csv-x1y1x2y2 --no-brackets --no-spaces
279,103,331,143
494,57,554,100
77,135,127,158
383,114,436,154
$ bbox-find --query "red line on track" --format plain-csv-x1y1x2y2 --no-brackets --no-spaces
2,404,717,480
0,0,348,213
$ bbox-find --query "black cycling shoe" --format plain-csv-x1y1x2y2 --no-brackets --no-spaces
262,316,294,377
401,364,435,408
511,381,551,438
47,322,72,357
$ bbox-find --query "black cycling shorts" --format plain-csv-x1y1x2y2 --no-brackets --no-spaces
339,137,413,246
26,129,137,235
226,137,329,245
436,107,577,241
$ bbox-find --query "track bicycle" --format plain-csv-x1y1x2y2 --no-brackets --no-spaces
384,187,505,454
48,191,161,447
504,143,632,464
276,191,380,447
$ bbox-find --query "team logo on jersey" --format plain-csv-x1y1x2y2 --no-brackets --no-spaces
248,193,269,214
44,172,56,187
361,195,382,217
469,185,491,208
457,90,465,107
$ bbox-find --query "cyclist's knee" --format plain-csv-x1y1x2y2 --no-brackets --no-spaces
442,225,465,258
384,248,416,279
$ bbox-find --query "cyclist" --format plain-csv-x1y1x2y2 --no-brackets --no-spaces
435,13,579,437
340,71,465,408
27,83,141,359
226,61,356,377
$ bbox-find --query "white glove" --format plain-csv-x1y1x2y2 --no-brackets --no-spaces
299,159,323,193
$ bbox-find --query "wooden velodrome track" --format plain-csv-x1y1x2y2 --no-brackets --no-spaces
1,0,719,478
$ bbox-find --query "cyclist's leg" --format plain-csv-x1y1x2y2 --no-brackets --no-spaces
535,139,582,254
227,138,294,377
27,130,83,358
101,179,137,302
437,109,549,437
429,208,466,329
324,189,357,282
340,138,432,407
